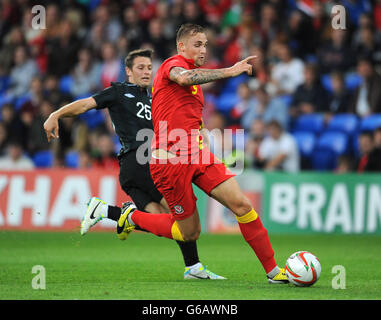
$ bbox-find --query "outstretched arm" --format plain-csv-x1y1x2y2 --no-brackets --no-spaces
169,56,256,86
43,97,97,142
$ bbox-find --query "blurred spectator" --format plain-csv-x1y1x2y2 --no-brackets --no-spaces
0,122,8,156
17,76,44,120
100,42,123,88
43,74,73,107
198,0,231,27
270,42,305,95
327,71,353,114
317,29,356,74
258,120,300,172
241,86,289,130
335,155,354,173
27,100,53,155
373,126,381,148
0,141,34,170
181,1,207,27
92,132,119,170
356,130,381,172
1,103,28,148
248,45,269,89
287,9,316,58
5,45,38,100
229,82,255,128
245,118,266,169
0,26,26,74
122,6,145,50
145,18,171,61
92,5,122,44
291,63,330,116
352,26,381,67
78,148,93,169
44,4,63,41
375,0,381,32
348,57,381,116
46,19,81,78
70,48,101,98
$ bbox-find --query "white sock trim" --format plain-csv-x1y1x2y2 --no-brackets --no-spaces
267,266,280,279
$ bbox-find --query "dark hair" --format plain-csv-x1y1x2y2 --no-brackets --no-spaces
124,49,154,69
360,130,373,139
267,119,283,130
176,23,205,44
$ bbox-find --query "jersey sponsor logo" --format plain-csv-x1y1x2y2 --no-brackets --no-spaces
124,93,135,98
174,205,184,215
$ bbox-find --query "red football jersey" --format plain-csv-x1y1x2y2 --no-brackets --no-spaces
151,54,204,155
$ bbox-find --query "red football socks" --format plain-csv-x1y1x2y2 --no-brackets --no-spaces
236,208,277,274
130,209,184,241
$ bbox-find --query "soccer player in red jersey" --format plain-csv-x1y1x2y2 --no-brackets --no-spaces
118,24,288,283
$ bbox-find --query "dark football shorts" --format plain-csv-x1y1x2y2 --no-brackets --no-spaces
118,151,163,211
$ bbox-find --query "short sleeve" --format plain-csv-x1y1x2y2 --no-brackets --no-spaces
92,85,117,109
162,58,189,81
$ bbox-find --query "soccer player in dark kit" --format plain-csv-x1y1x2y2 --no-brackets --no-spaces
43,48,224,280
117,24,289,284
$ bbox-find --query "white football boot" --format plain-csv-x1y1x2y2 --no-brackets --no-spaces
184,263,226,280
80,197,106,235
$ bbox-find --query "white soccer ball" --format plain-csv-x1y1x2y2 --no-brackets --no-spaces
285,251,321,287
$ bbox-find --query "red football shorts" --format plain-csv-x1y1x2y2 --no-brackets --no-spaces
149,148,236,220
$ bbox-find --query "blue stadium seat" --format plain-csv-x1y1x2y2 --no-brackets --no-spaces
222,74,248,94
14,94,31,110
311,131,349,170
292,114,325,134
33,150,54,168
215,92,240,112
321,74,333,93
79,108,105,129
65,151,79,168
317,131,349,155
359,114,381,131
326,113,359,135
292,131,316,157
345,73,362,90
59,75,74,94
311,149,337,170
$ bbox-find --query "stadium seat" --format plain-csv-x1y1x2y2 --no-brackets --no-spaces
321,74,333,93
292,131,316,157
33,150,54,168
292,114,325,134
359,114,381,131
345,72,362,90
311,131,349,170
65,151,80,168
317,131,349,155
326,113,359,135
79,108,105,129
311,149,337,171
222,74,248,93
14,94,31,110
59,75,74,94
215,92,240,112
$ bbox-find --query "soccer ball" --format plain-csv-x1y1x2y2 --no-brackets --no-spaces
285,251,321,287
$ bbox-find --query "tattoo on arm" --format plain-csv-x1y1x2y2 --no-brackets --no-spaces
169,67,229,86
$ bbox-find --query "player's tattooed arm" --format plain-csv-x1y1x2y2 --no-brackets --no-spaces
169,56,257,86
169,67,231,86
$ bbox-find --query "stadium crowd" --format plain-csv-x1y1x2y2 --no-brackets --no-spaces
0,0,381,172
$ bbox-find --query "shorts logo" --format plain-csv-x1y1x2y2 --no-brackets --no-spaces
174,205,184,215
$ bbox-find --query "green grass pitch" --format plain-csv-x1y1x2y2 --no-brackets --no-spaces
1,230,381,300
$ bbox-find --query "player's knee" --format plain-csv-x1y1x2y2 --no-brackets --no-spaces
182,228,201,241
231,195,252,217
